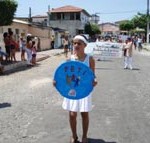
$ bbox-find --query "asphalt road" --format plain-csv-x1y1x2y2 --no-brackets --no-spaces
0,50,150,143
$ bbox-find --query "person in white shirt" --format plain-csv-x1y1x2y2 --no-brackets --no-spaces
122,37,134,70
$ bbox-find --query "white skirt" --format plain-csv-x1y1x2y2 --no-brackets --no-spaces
62,93,92,112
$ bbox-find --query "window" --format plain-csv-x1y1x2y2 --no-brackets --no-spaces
70,13,74,20
50,14,56,20
76,12,80,20
64,13,70,20
62,13,65,20
56,13,61,20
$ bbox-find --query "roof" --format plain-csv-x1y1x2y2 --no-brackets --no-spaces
50,5,91,16
32,14,47,18
51,27,66,32
13,19,29,25
99,22,117,26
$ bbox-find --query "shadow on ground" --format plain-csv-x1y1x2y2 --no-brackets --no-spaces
88,138,117,143
0,102,11,109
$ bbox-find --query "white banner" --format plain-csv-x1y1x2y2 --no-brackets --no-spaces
85,42,123,60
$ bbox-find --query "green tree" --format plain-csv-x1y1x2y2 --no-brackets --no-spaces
119,12,148,35
119,20,134,33
84,22,101,36
84,23,92,35
0,0,18,26
131,13,147,31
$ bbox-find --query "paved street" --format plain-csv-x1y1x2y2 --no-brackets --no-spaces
0,49,150,143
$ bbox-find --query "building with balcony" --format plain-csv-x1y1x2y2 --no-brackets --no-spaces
48,5,91,37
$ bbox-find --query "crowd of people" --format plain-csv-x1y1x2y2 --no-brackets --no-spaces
2,32,37,66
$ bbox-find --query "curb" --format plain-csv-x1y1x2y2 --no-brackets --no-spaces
36,55,50,62
1,51,63,74
3,61,27,73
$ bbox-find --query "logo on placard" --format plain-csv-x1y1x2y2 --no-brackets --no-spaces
68,89,76,97
54,61,94,100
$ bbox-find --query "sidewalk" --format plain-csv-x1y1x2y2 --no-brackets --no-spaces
143,43,150,51
1,48,64,73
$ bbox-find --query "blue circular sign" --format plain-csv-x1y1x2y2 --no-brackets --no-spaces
54,61,95,100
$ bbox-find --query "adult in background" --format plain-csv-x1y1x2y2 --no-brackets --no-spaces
51,36,55,49
31,41,37,65
9,31,17,62
123,37,134,70
25,35,33,66
62,36,69,58
137,36,143,51
96,36,101,42
3,32,10,61
20,38,26,61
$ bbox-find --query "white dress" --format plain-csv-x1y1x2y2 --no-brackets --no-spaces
62,54,92,112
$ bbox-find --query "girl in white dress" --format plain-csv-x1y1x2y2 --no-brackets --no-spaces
54,35,97,143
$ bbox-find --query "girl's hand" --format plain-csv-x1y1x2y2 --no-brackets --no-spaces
53,80,56,86
93,78,98,87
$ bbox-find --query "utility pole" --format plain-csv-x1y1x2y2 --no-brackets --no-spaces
147,0,149,43
48,5,51,26
29,7,32,23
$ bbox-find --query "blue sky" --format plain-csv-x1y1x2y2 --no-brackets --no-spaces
16,0,147,23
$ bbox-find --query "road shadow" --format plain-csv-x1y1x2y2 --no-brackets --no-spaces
0,102,11,109
96,59,113,62
132,68,140,70
88,138,117,143
123,68,140,71
96,67,113,70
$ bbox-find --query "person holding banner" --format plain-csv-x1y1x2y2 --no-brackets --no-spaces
53,35,97,143
123,37,134,70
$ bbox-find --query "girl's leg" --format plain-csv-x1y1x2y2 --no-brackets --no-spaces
69,111,78,141
124,56,128,69
22,50,26,60
25,48,32,65
12,49,16,61
21,50,24,61
128,57,133,70
81,112,89,142
10,49,13,61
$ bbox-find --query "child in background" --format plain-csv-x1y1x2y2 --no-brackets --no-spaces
20,38,26,61
31,41,37,65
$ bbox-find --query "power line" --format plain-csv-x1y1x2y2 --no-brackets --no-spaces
100,10,146,15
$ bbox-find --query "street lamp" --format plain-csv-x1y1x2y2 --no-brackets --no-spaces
147,0,149,43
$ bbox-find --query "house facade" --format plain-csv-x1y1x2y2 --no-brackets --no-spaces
99,22,120,37
0,19,53,51
48,5,91,37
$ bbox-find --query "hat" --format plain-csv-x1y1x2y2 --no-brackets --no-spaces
73,35,88,45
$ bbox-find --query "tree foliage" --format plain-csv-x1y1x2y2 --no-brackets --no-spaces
131,13,148,31
0,0,18,26
84,22,101,36
119,20,134,32
119,12,149,34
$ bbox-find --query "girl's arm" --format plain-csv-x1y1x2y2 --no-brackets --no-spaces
89,56,98,86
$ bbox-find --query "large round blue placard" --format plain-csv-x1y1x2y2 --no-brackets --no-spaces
54,60,95,100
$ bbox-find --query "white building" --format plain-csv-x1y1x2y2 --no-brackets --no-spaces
48,5,91,37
